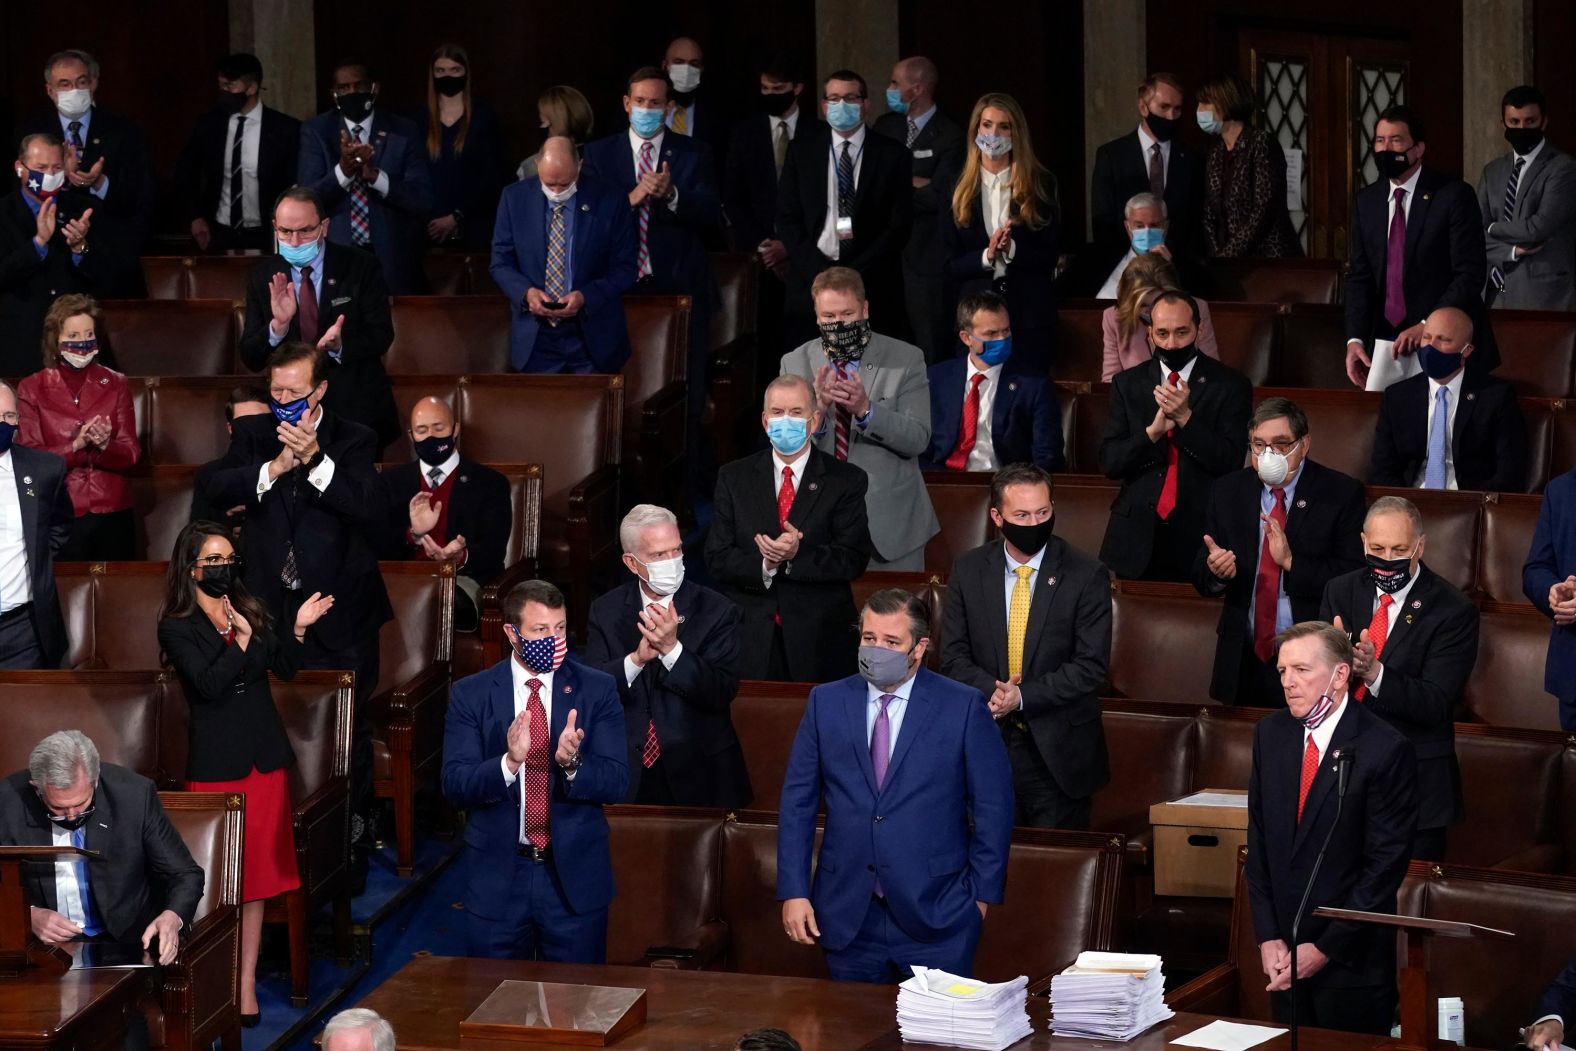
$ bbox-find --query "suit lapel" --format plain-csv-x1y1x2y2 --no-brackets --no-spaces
13,451,37,564
619,580,648,655
1378,566,1435,663
1451,379,1478,454
786,450,827,528
1020,538,1066,670
1292,704,1361,855
1403,173,1434,268
844,680,878,796
882,671,936,793
980,543,1011,674
1282,463,1320,546
551,662,579,748
1513,151,1550,219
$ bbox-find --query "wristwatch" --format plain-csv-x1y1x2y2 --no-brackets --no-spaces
558,752,582,773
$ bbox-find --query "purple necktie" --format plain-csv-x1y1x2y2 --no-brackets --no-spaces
1383,187,1407,328
870,692,895,896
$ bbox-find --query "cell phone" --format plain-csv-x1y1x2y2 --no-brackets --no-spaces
542,301,565,311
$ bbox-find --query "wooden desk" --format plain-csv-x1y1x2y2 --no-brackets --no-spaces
0,969,144,1051
356,957,1395,1051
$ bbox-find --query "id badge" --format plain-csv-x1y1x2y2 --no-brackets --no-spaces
835,215,854,241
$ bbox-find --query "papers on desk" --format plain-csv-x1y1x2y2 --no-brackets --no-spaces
1168,791,1248,808
1049,951,1173,1040
895,966,1033,1051
1171,1019,1288,1051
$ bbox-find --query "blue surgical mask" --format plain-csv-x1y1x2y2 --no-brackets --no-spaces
765,415,809,455
1196,111,1223,135
629,105,665,139
977,336,1013,367
1417,343,1465,381
975,132,1012,159
279,237,320,267
271,395,310,425
884,87,908,115
1131,226,1165,254
826,100,863,132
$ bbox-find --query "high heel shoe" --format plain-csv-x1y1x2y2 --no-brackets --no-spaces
240,1012,261,1028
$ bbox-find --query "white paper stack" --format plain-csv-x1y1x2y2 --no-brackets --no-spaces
895,966,1033,1051
1049,951,1174,1040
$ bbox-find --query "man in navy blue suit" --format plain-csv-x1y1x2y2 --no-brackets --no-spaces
442,579,628,962
924,291,1064,471
1525,955,1575,1051
491,136,638,373
298,60,433,295
779,588,1014,982
1525,465,1576,731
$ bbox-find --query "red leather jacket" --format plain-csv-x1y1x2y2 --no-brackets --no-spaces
17,364,141,515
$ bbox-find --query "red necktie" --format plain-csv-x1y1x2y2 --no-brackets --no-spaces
1251,488,1288,662
1155,370,1181,520
523,679,551,848
1296,733,1319,823
777,465,795,531
1354,593,1394,701
833,364,851,461
642,605,663,768
297,265,320,345
946,373,987,470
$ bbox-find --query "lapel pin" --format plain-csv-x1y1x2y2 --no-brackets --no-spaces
1411,599,1422,609
580,202,591,212
459,474,468,483
98,822,108,828
1466,392,1476,402
24,489,33,497
1045,575,1057,586
563,685,573,694
677,614,687,625
22,476,31,485
1007,381,1017,391
327,277,337,286
1405,614,1414,624
1296,499,1307,508
99,377,108,385
92,138,100,146
1423,194,1431,201
809,481,819,491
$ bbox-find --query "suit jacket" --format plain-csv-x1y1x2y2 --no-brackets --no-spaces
705,446,871,682
441,656,628,915
1202,127,1301,258
0,190,105,376
1320,564,1477,830
157,613,299,781
5,444,72,666
1098,355,1252,578
1523,468,1576,729
17,363,140,515
0,765,205,944
724,113,827,255
297,109,433,295
1346,166,1497,375
421,98,508,251
1192,461,1367,702
780,333,938,561
922,358,1064,471
1090,129,1204,262
489,176,637,372
1368,371,1527,492
873,108,967,271
938,175,1061,348
776,668,1015,952
941,536,1113,800
238,242,398,446
1245,702,1418,990
1538,954,1576,1026
376,456,511,583
205,412,393,651
584,577,752,808
174,103,301,228
1478,145,1576,311
669,93,731,177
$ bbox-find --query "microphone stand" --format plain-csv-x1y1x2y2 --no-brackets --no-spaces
1287,748,1353,1051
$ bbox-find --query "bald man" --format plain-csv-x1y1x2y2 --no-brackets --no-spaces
378,395,511,586
1369,306,1527,492
491,135,638,372
873,56,964,359
661,36,729,168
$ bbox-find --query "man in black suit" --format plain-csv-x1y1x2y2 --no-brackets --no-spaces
175,53,301,253
1346,105,1496,389
1099,292,1252,581
1247,622,1418,1036
776,69,912,349
13,49,155,296
0,381,72,669
189,382,270,530
239,187,398,447
1369,306,1527,492
586,503,751,808
1090,72,1203,266
1320,495,1477,861
1195,397,1367,706
941,464,1111,829
661,37,729,178
205,342,393,851
1525,955,1574,1051
1,134,102,377
0,730,203,963
873,56,965,358
705,374,871,682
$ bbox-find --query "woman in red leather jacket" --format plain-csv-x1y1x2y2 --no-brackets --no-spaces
17,293,141,559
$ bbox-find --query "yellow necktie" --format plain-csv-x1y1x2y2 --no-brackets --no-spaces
1008,565,1033,677
671,107,689,135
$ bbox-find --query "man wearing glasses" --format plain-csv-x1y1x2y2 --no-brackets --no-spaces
1192,397,1367,706
0,381,73,669
775,69,912,349
238,186,398,447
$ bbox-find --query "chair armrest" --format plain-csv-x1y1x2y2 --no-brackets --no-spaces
642,920,729,971
160,902,241,1034
380,662,453,774
291,779,351,899
1168,962,1240,1014
634,381,689,489
568,464,622,558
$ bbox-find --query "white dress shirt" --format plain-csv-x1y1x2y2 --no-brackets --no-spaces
50,823,91,929
1414,371,1464,490
980,164,1017,276
1366,569,1420,697
256,406,336,495
627,127,681,213
818,125,867,259
764,450,810,586
0,452,31,611
1302,691,1351,770
333,113,391,197
865,672,915,758
1098,249,1139,299
420,449,462,489
963,359,1003,471
220,104,263,228
621,588,684,685
1386,165,1423,227
1137,123,1170,188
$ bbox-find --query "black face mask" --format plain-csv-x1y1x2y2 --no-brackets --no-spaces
195,563,233,598
1145,112,1177,143
217,90,248,115
1155,341,1198,373
335,91,376,122
1366,553,1415,594
1374,148,1413,181
999,516,1055,557
1504,126,1544,155
413,435,456,467
434,74,466,98
230,413,282,453
759,91,796,117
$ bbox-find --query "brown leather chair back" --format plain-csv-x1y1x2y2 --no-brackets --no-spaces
1054,302,1106,384
1553,401,1576,481
1462,603,1563,730
1071,388,1112,476
710,253,758,349
90,562,174,670
730,682,811,813
1206,259,1342,305
0,672,166,782
1491,312,1576,398
144,376,237,466
1361,488,1481,592
186,255,262,304
1563,745,1576,870
1108,583,1220,705
1255,387,1380,481
1054,478,1120,562
384,377,462,462
1269,305,1350,389
267,672,353,898
386,297,511,375
849,571,944,667
1192,707,1269,791
158,791,244,926
1093,702,1198,840
1447,725,1566,871
141,257,190,300
605,806,724,965
1478,493,1541,604
376,562,455,696
422,253,486,297
923,473,993,575
1524,400,1554,493
102,300,238,376
56,565,96,669
492,464,544,569
621,295,689,433
721,814,829,978
1207,303,1278,385
127,466,199,561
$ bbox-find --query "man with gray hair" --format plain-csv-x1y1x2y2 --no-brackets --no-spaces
585,503,751,806
322,1007,396,1051
1319,495,1478,861
0,730,203,962
1095,191,1179,298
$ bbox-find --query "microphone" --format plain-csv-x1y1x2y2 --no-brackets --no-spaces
1334,748,1355,799
1287,745,1355,1051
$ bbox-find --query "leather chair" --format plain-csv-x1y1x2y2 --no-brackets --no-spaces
620,295,690,510
1191,707,1269,791
1448,724,1568,872
707,253,759,468
1107,582,1221,705
1524,399,1554,493
102,300,238,376
422,252,489,297
144,376,238,466
1491,311,1576,398
1204,258,1343,305
1563,744,1576,875
56,565,96,670
82,561,167,669
1256,386,1380,482
141,257,190,300
385,297,511,375
1070,388,1111,477
451,463,543,681
1363,486,1481,593
1462,602,1563,731
605,806,728,969
1054,300,1107,384
126,466,200,561
0,672,166,779
1478,493,1541,604
185,255,263,305
1055,478,1121,561
730,681,811,813
721,813,829,978
1553,400,1576,481
1206,303,1278,385
1268,305,1350,389
1093,700,1199,866
923,471,993,576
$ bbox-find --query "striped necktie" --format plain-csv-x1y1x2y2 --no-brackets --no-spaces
636,142,654,277
228,113,245,228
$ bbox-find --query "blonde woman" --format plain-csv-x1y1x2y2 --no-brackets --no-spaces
421,43,505,249
1100,253,1219,380
517,85,595,181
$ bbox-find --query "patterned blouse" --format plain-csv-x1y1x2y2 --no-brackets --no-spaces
1203,125,1302,258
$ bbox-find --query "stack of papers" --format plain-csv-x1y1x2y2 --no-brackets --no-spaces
895,966,1033,1051
1049,951,1174,1040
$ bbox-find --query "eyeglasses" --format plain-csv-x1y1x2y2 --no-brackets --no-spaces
823,94,865,104
1250,439,1301,455
193,555,243,567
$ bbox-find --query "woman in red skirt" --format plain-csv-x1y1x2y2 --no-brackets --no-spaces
157,521,334,1025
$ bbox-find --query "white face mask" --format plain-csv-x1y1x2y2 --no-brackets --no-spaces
55,88,92,120
541,181,577,205
639,555,685,597
668,63,701,94
1255,439,1301,487
59,349,97,370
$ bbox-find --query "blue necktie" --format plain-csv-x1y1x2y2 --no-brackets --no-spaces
1424,386,1450,489
70,826,103,936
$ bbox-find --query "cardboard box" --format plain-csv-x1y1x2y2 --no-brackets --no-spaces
1149,789,1249,898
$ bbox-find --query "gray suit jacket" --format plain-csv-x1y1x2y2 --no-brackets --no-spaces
781,332,939,562
1478,144,1576,310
